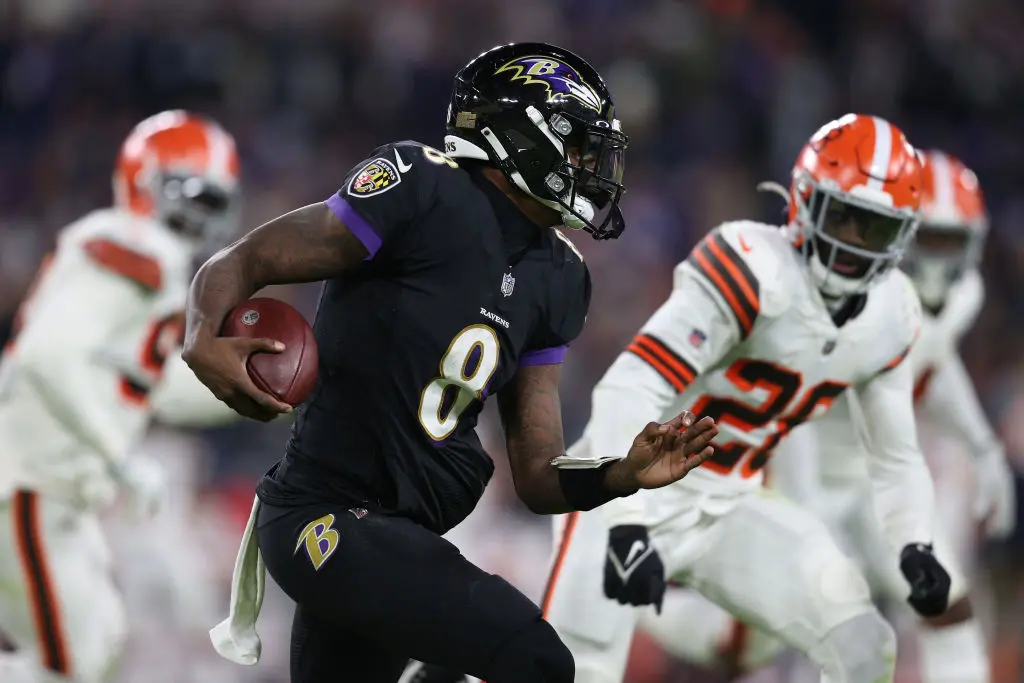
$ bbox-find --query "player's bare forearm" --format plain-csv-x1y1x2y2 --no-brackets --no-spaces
497,363,576,514
186,202,368,340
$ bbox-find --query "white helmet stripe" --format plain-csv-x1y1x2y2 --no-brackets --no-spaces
930,151,956,218
866,116,893,191
204,124,234,182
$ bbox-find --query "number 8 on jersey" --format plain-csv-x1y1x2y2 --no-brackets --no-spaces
418,325,501,441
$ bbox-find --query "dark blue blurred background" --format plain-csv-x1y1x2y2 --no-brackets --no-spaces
1,1,1022,680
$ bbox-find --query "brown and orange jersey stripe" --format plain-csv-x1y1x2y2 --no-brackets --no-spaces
913,365,936,403
686,231,760,338
883,344,912,372
13,491,71,676
626,333,698,392
881,327,919,374
83,238,163,291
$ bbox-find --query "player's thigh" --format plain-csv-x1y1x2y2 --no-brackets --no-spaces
257,503,548,677
638,587,786,673
638,589,727,667
0,492,125,682
290,604,407,683
542,510,638,683
682,490,876,654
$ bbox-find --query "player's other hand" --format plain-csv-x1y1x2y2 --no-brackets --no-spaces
899,543,951,617
608,411,717,493
117,457,168,520
604,525,667,612
973,450,1017,540
182,333,292,422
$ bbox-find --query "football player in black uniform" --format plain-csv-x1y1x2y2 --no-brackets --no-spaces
183,42,718,683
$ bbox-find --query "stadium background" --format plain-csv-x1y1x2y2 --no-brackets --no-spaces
1,0,1022,680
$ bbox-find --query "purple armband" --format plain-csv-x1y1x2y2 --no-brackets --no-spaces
519,345,567,367
325,194,382,260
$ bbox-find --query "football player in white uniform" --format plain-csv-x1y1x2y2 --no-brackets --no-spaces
899,150,1015,545
541,113,951,683
0,110,242,683
636,150,1016,683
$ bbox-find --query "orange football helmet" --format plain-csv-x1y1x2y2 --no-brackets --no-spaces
113,110,241,256
900,150,988,308
786,113,923,298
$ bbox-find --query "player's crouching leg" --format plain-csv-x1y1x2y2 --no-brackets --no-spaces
782,536,898,682
910,548,989,683
808,612,896,683
914,545,990,682
41,527,129,683
399,619,573,683
0,494,127,683
480,617,574,683
683,492,898,683
795,529,897,682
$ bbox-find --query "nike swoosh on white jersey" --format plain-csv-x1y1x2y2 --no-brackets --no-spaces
394,149,412,173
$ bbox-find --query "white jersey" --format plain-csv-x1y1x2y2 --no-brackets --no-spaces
562,221,936,551
904,269,998,459
0,208,235,510
813,268,995,482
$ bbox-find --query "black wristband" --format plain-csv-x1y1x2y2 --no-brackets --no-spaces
557,463,621,511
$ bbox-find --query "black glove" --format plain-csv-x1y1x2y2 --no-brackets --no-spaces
604,525,666,613
899,543,951,617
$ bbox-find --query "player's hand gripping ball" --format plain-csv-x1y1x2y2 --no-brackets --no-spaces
221,297,319,407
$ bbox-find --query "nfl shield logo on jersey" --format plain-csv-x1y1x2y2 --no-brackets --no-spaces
501,272,515,297
688,328,706,348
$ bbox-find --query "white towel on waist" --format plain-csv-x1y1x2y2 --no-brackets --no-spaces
209,495,266,665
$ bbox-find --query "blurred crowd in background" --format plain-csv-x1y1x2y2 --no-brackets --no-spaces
2,0,1023,680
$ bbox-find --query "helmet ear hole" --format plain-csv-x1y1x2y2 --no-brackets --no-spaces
504,128,537,154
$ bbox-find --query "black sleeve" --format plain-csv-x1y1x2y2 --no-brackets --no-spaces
324,141,439,261
520,253,592,367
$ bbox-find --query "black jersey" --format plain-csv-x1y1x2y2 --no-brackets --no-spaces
256,141,591,533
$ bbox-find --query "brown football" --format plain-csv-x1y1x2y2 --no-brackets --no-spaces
221,297,318,407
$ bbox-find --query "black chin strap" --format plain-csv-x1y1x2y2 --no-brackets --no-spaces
829,293,867,327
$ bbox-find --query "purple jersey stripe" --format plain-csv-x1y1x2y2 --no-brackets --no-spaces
325,194,382,259
519,345,568,367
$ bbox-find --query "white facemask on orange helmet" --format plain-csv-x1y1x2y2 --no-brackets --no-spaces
899,150,987,310
778,114,924,300
113,110,241,259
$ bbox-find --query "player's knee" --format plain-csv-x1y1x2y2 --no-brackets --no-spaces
67,591,127,683
484,618,574,683
812,612,896,682
924,595,974,628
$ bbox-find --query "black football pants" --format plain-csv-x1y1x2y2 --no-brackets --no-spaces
256,501,573,683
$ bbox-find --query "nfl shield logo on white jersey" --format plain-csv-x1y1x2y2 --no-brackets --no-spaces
501,272,515,297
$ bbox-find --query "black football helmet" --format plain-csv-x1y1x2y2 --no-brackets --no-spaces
445,42,628,240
